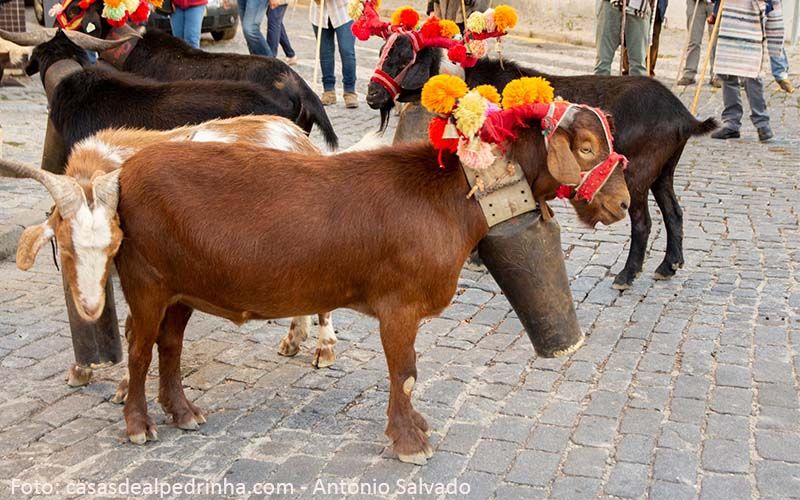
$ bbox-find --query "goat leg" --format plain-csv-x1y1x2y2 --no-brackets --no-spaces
278,315,311,357
311,312,337,369
613,190,652,290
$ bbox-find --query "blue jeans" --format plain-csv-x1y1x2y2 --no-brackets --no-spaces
170,5,205,49
267,4,295,58
771,48,789,81
237,0,272,56
312,20,356,92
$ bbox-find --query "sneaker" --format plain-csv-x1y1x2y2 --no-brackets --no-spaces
757,127,774,142
320,91,336,106
710,76,722,88
284,56,298,66
777,79,794,93
711,128,740,140
676,77,695,86
343,92,358,108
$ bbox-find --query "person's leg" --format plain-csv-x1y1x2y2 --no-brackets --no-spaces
182,5,205,49
272,4,295,57
771,48,789,82
649,14,663,76
335,20,357,93
624,14,649,76
743,77,770,131
266,5,281,56
594,1,621,75
312,23,336,92
170,8,186,42
719,74,743,132
705,3,716,77
682,0,705,80
239,0,273,56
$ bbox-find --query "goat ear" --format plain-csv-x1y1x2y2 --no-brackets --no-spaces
400,50,434,93
16,221,54,271
546,129,582,187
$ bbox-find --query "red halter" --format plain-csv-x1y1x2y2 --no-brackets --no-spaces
370,32,422,98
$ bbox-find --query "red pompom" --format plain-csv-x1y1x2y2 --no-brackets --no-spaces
78,0,95,7
129,1,150,24
555,185,573,199
352,21,372,41
429,117,458,152
396,8,419,30
447,44,467,64
106,15,129,28
420,16,442,39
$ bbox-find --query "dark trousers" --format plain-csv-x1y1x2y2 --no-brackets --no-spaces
267,4,295,58
622,11,663,76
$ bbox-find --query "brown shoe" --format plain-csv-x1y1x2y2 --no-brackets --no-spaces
710,76,722,88
320,91,336,106
777,79,795,93
343,92,358,108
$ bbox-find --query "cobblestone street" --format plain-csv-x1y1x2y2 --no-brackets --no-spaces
1,8,799,499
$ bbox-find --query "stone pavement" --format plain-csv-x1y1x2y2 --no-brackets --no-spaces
1,7,800,500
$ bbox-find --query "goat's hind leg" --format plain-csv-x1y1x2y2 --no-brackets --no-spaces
124,303,163,444
652,148,685,280
613,187,652,290
379,310,431,464
278,315,311,357
157,303,205,430
312,312,336,369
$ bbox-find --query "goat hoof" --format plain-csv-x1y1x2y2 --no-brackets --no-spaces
111,377,129,404
129,432,147,445
148,428,159,441
612,281,631,290
67,365,93,387
277,337,301,357
178,417,199,431
312,347,336,369
196,413,207,424
397,451,428,465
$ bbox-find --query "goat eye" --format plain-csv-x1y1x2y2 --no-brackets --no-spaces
580,146,594,155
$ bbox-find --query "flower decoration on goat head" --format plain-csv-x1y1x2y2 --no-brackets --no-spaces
421,75,628,203
54,0,158,29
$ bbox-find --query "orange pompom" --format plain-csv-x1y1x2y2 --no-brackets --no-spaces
474,84,501,104
421,74,469,114
501,76,555,109
439,19,460,38
493,5,518,32
391,6,420,30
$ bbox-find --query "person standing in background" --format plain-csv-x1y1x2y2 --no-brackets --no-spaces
310,0,358,108
678,0,719,86
170,0,208,48
267,0,297,65
239,0,273,56
433,0,489,32
595,0,651,76
622,0,668,76
771,48,793,93
711,0,785,142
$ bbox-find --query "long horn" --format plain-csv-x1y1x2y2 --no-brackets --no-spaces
92,169,122,213
0,158,84,217
62,30,141,52
0,28,58,46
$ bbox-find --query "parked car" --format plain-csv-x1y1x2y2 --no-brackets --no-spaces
34,0,239,43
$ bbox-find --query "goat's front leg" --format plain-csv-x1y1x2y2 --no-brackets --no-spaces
157,303,205,430
613,189,652,290
312,312,336,369
379,311,431,465
278,315,311,357
651,164,684,280
124,308,161,444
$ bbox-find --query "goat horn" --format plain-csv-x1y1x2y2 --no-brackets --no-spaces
91,169,122,213
0,158,84,218
0,28,58,46
62,30,141,52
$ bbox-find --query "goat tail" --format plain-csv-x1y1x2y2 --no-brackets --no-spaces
693,117,719,136
298,84,339,151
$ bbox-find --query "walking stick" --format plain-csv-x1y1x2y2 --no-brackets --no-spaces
691,0,725,114
619,0,628,75
646,0,657,76
673,0,702,90
312,0,325,91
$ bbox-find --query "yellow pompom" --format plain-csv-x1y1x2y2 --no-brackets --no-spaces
494,5,518,32
149,0,163,8
453,90,487,137
347,0,363,20
123,0,139,12
439,19,460,38
465,12,485,33
104,0,124,8
474,84,500,104
421,74,469,115
501,76,554,109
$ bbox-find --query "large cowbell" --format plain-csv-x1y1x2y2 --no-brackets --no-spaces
478,211,583,357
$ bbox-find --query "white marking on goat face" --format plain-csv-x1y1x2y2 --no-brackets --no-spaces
191,129,236,143
76,137,132,168
262,122,301,152
70,204,113,317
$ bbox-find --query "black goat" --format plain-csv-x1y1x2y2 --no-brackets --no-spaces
366,40,718,289
96,28,338,149
26,32,302,158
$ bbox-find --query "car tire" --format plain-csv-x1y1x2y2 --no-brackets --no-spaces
34,0,45,25
211,27,237,41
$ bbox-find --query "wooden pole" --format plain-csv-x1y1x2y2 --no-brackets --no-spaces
619,0,628,75
646,0,657,76
691,0,726,114
673,0,702,90
460,0,468,27
312,0,325,90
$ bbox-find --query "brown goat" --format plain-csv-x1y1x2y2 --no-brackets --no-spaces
109,109,627,464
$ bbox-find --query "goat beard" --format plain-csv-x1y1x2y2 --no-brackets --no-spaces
378,101,395,134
